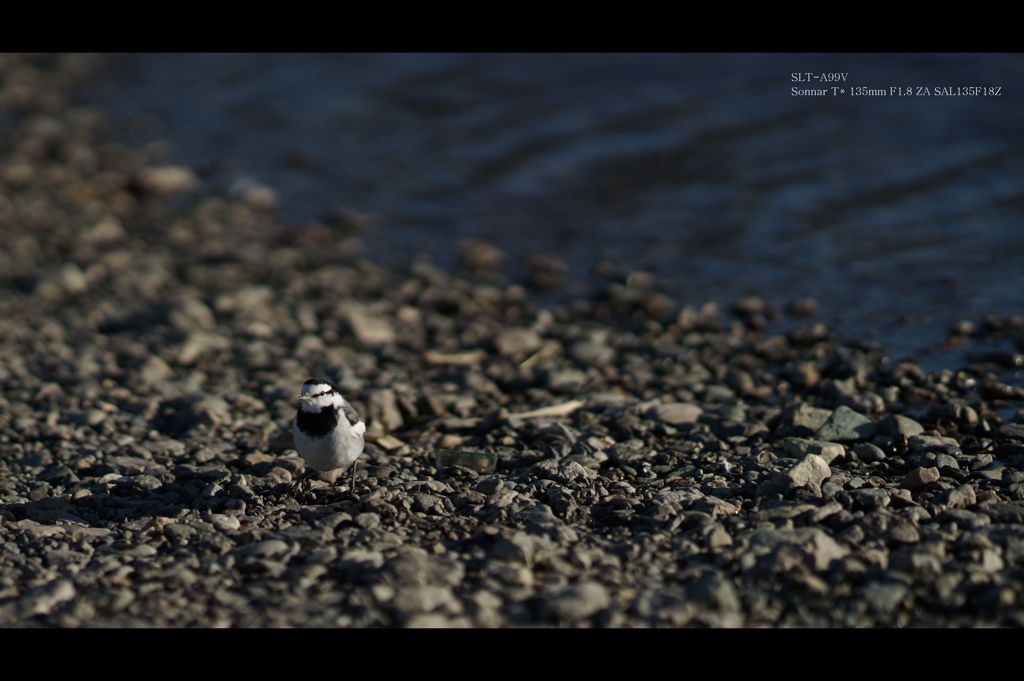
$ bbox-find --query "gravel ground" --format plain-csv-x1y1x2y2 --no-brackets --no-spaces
2,54,1024,627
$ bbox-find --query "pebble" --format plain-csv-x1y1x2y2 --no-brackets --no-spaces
342,305,395,345
814,406,877,442
909,435,961,455
647,402,703,426
369,389,404,432
393,586,460,615
902,467,940,490
744,527,848,571
999,423,1024,441
139,356,173,386
18,580,76,617
236,540,291,558
135,165,199,195
778,404,833,435
850,488,890,510
687,571,740,613
879,414,925,438
490,533,537,565
544,582,611,621
456,239,504,273
210,514,240,532
569,339,615,367
945,485,977,509
861,581,908,613
494,328,543,357
759,454,831,496
781,438,845,464
853,443,886,462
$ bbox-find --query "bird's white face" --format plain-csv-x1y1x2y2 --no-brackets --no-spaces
297,381,345,412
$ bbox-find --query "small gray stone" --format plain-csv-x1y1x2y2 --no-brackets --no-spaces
139,355,173,386
191,396,231,428
781,438,845,464
686,571,740,613
384,549,464,588
786,454,832,492
693,495,741,516
850,488,890,510
412,493,446,515
336,548,385,576
779,403,833,436
548,369,588,392
886,520,920,544
937,508,989,529
647,402,703,426
369,389,403,431
354,512,381,529
13,518,65,540
490,532,536,564
210,514,240,532
164,523,196,543
814,406,877,442
758,454,831,496
902,467,940,490
68,409,106,427
879,414,925,438
545,582,610,621
178,329,228,366
495,327,543,357
394,586,459,614
343,305,395,345
974,462,1006,482
999,423,1024,440
704,524,733,550
890,548,943,576
944,484,977,509
862,581,908,612
135,165,199,195
909,435,961,456
18,579,76,618
569,339,615,367
854,443,886,462
169,299,216,331
977,502,1024,523
473,478,503,495
236,539,291,558
743,527,848,571
404,613,470,628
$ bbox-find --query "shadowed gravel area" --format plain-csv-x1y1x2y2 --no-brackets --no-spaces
1,55,1024,627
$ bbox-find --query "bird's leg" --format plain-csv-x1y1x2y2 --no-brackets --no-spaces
350,464,358,500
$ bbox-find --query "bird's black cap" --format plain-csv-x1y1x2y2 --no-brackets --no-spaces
303,377,338,391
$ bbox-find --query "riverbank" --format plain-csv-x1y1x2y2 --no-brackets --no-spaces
1,54,1023,627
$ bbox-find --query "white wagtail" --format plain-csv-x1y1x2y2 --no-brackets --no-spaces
292,377,366,496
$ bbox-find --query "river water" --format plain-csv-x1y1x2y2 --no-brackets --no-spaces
84,53,1024,365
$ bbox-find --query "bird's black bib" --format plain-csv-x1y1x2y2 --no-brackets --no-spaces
296,405,339,438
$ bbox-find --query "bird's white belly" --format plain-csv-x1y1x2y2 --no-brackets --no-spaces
292,424,364,472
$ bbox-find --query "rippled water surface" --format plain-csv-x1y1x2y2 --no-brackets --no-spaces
86,53,1024,362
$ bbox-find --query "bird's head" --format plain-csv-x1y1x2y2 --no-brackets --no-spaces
296,377,344,412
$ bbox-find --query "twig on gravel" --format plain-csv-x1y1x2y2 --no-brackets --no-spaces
424,350,488,366
510,400,586,419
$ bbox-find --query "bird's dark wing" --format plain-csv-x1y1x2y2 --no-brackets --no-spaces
341,402,361,427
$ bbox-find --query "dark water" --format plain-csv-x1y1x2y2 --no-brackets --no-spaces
86,53,1024,364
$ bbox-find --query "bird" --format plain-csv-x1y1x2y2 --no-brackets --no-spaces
291,377,366,496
